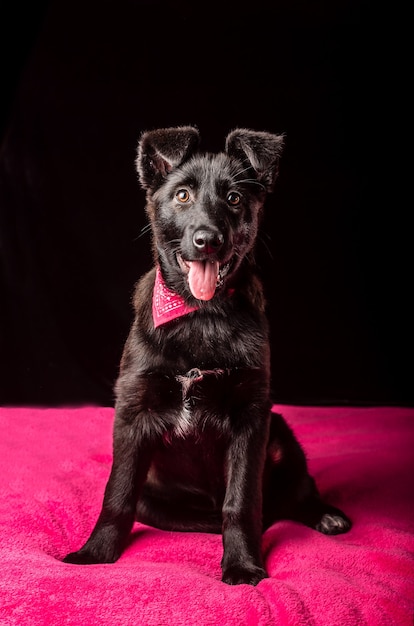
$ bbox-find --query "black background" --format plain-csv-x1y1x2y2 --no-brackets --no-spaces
0,0,411,407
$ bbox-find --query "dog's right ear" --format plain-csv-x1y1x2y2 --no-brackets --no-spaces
136,126,200,190
225,129,285,192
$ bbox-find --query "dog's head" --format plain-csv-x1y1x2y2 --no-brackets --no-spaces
136,126,284,302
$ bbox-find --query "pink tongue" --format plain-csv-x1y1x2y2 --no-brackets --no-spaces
188,260,219,300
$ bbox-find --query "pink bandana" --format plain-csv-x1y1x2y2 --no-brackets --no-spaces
152,267,199,328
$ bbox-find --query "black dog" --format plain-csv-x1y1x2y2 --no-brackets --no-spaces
64,126,351,585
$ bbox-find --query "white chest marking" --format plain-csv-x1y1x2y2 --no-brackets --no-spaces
173,400,194,438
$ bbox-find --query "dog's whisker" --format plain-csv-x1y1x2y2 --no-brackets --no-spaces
166,239,182,249
236,178,267,192
233,164,251,177
232,164,267,192
134,223,152,241
258,234,274,261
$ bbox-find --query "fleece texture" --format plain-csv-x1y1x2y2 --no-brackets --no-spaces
0,405,413,625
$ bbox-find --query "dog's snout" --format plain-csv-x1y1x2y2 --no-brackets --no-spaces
192,229,224,255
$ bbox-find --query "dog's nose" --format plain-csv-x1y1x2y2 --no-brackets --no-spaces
192,229,224,255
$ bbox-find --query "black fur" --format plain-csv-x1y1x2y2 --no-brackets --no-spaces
64,126,351,585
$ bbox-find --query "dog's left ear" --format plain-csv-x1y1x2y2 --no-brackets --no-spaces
136,126,200,190
225,129,285,192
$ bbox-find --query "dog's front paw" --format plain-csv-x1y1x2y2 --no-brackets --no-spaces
222,564,268,586
63,541,122,565
63,548,104,565
63,519,130,564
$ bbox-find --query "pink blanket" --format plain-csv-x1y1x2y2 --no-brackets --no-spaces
1,405,413,625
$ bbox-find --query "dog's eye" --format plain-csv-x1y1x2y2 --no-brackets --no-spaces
227,192,241,206
176,189,190,203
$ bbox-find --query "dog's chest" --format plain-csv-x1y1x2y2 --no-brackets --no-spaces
173,367,223,437
164,365,265,441
159,309,268,373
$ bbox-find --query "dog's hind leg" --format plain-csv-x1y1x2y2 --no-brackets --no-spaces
292,480,352,535
262,412,352,535
263,465,352,535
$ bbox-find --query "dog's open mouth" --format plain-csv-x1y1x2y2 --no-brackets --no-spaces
177,255,231,301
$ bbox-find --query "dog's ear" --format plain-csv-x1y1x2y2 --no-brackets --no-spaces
225,129,285,192
136,126,200,189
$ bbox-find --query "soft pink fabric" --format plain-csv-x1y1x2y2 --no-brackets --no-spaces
0,405,413,625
